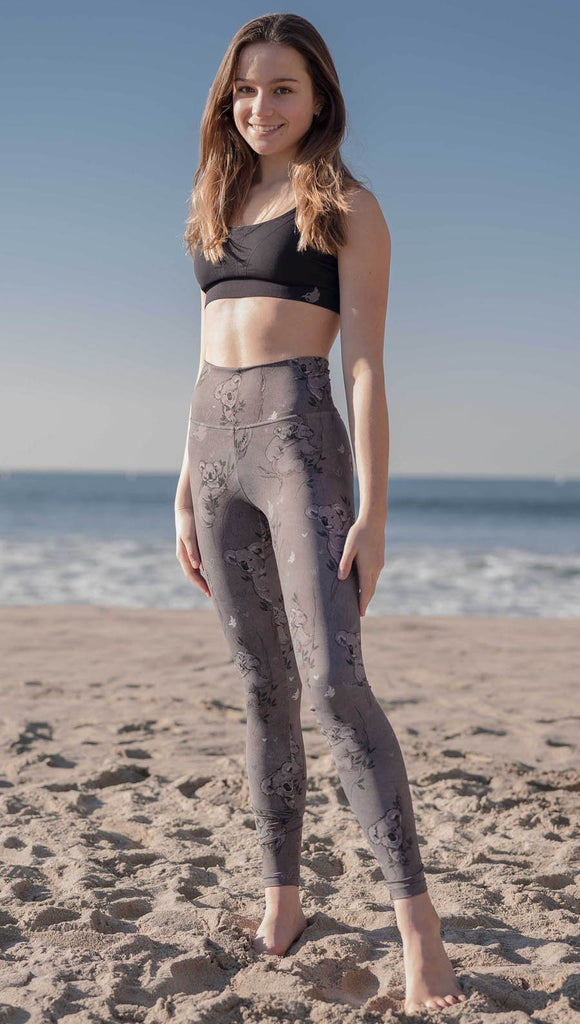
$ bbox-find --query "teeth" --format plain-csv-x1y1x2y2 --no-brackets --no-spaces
251,124,282,133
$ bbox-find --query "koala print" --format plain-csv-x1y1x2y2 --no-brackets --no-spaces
187,357,426,900
214,373,245,424
289,357,333,405
233,644,278,721
260,738,305,809
264,420,322,477
233,645,270,689
335,629,368,685
305,500,352,567
224,537,280,609
367,802,410,866
320,717,376,778
199,459,228,495
198,458,232,525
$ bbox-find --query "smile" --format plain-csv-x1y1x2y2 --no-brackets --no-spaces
249,124,284,134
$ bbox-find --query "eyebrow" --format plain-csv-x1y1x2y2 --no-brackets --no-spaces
234,77,300,83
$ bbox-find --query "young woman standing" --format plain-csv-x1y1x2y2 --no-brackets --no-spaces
176,13,467,1014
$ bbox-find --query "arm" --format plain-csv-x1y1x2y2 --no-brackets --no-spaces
174,292,206,512
174,291,210,597
336,187,391,612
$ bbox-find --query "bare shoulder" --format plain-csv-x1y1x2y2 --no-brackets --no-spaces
343,186,391,246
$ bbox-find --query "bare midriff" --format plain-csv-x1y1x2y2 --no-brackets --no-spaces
201,294,340,368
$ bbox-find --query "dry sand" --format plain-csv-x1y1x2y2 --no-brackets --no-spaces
0,606,579,1023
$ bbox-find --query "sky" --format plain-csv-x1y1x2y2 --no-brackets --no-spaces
1,0,578,477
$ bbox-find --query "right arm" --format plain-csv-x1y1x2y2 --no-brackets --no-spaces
174,292,210,596
174,292,206,512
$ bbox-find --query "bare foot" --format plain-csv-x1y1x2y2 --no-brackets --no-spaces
394,891,468,1013
252,884,308,956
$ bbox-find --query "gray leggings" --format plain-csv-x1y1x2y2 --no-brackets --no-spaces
187,355,427,900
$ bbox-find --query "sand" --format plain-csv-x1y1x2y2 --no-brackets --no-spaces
0,606,578,1023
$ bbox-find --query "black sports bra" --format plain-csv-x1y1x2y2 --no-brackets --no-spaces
193,206,340,314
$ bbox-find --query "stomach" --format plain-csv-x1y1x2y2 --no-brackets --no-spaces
200,294,340,368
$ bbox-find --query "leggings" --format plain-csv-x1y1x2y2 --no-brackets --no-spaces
187,355,427,900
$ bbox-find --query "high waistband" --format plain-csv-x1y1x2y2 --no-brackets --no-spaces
190,354,337,428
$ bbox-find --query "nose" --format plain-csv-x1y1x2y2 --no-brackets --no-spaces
251,92,276,118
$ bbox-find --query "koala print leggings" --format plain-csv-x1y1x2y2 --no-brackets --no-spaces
187,355,427,900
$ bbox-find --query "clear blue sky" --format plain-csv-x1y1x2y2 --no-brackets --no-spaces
1,0,578,477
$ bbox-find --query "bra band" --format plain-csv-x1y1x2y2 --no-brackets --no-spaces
201,278,339,312
193,210,340,314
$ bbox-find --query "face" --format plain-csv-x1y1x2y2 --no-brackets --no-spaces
232,42,321,159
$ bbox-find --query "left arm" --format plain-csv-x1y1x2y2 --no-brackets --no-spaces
336,187,392,614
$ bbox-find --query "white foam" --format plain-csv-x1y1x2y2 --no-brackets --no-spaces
1,537,579,617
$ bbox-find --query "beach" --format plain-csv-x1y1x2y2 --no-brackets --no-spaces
0,605,578,1021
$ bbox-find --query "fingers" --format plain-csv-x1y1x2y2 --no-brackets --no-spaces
180,561,211,598
337,545,354,580
176,538,211,597
337,552,381,617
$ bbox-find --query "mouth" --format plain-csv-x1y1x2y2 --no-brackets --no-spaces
249,123,284,135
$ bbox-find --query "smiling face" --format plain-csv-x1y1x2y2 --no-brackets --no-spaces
232,42,321,161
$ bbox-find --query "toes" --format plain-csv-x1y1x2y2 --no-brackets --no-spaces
406,990,467,1013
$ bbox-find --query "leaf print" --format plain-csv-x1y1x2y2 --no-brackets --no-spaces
189,355,425,900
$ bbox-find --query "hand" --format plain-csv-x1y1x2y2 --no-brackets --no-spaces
336,514,385,616
175,507,211,598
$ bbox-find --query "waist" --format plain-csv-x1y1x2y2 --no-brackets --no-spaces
190,355,338,427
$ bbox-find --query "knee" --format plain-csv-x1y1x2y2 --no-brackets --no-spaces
306,629,369,697
308,674,374,724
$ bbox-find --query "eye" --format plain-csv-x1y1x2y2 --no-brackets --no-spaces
236,86,292,94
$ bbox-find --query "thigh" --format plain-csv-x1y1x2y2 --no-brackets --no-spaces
239,410,365,690
188,420,301,706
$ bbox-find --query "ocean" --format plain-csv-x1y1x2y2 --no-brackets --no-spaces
1,472,579,617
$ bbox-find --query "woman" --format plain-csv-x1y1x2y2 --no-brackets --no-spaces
176,13,467,1014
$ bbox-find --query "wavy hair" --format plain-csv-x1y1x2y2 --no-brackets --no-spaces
183,12,366,264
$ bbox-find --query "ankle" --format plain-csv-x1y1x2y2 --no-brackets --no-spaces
395,894,441,938
263,884,302,910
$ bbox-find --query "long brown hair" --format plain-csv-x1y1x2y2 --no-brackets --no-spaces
183,12,366,264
